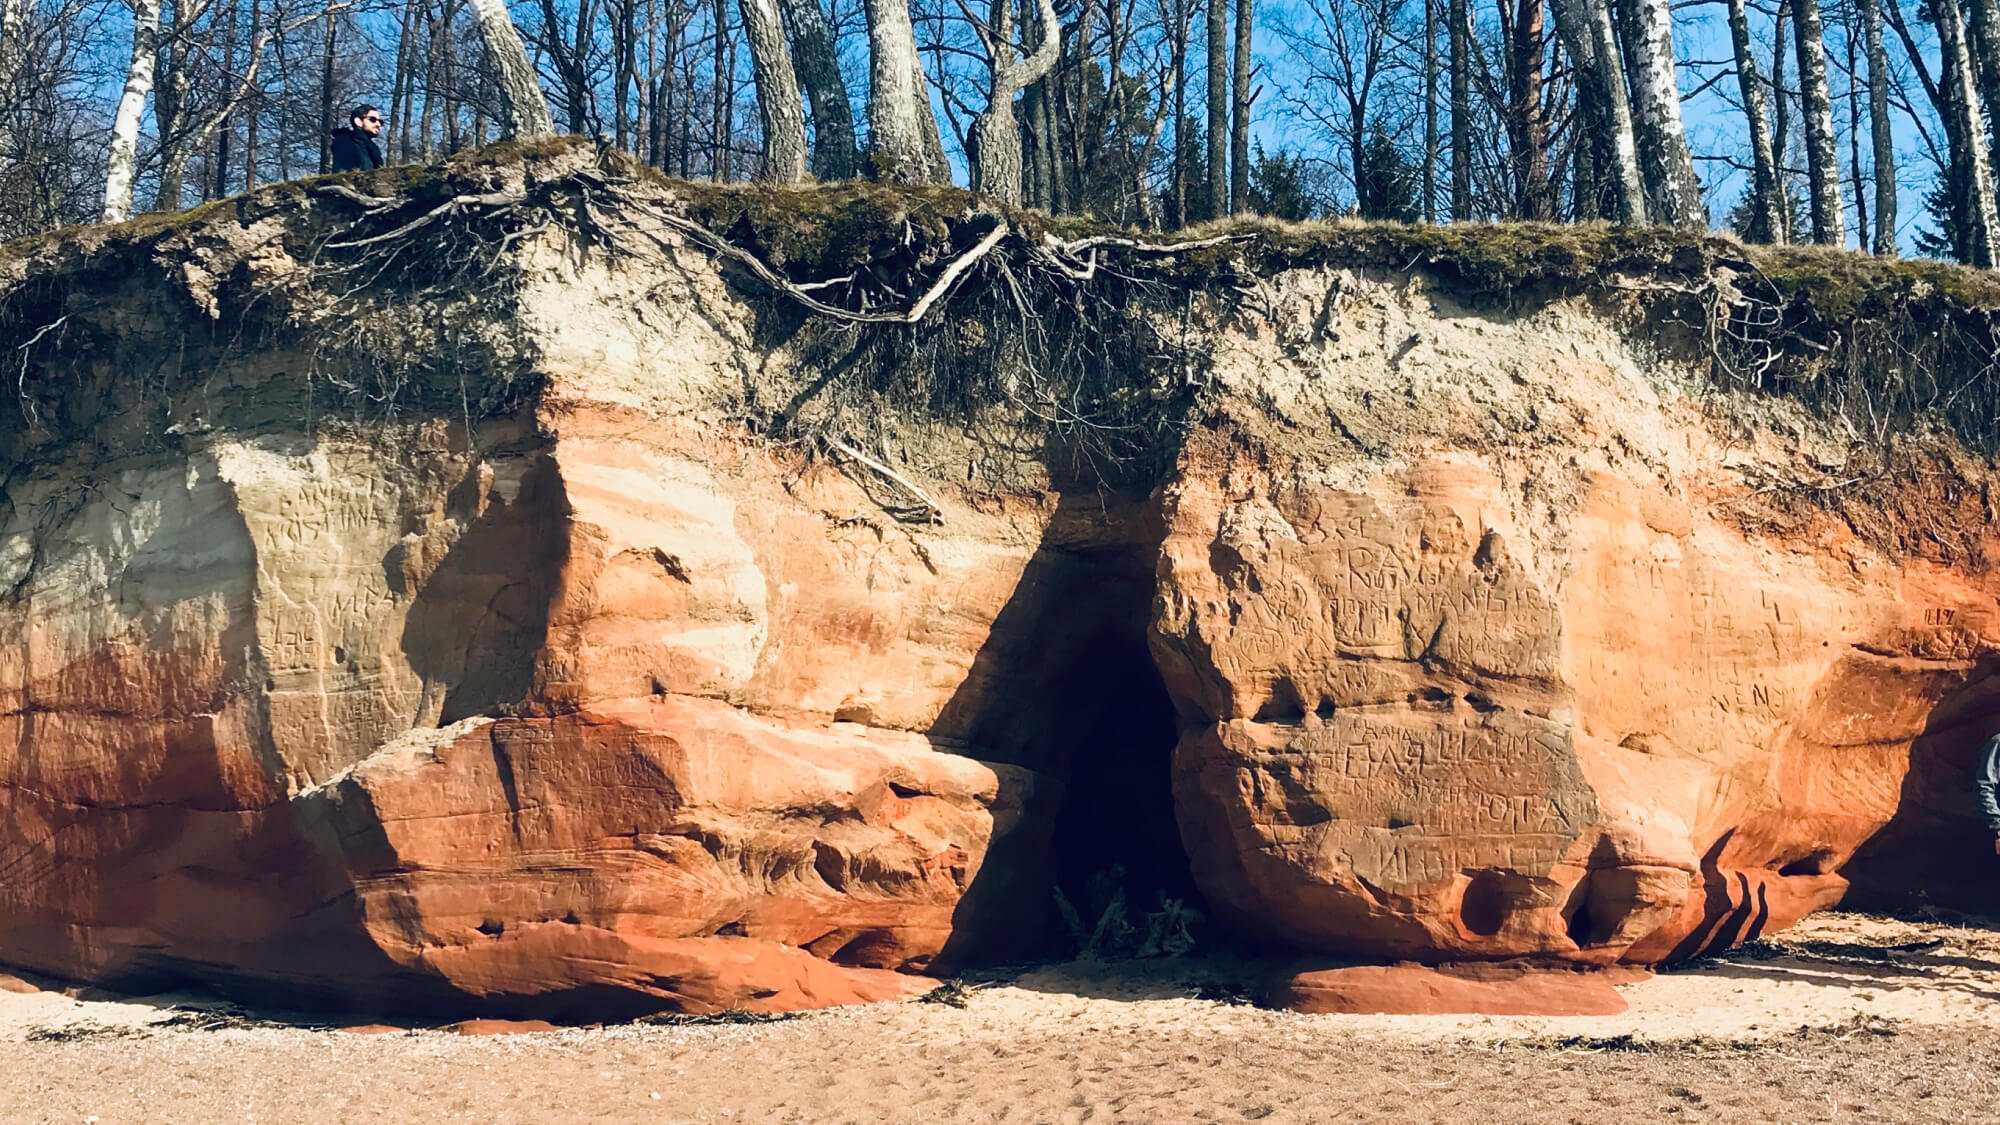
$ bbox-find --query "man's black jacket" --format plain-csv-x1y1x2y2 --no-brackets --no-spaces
330,126,384,173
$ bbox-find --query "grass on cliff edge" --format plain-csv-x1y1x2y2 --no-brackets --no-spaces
6,135,1999,326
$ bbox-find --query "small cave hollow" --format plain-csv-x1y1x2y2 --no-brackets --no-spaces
1044,628,1209,953
1457,870,1511,938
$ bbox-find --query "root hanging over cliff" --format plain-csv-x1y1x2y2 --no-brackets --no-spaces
6,136,2000,511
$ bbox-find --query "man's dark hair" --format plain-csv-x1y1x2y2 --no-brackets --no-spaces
348,104,379,124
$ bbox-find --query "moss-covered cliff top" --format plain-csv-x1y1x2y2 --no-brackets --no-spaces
3,136,1999,477
6,135,1998,321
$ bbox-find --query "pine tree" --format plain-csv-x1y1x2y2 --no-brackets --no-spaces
1247,143,1327,219
1356,127,1419,222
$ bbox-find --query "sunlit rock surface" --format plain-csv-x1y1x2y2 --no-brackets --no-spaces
3,144,1997,1016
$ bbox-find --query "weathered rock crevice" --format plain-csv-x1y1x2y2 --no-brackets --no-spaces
7,141,2000,1017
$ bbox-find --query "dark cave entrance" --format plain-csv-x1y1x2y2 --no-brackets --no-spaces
1042,626,1209,956
926,491,1210,966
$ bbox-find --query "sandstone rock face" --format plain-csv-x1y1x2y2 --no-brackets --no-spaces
1267,962,1635,1016
1154,274,2000,968
4,151,1999,1016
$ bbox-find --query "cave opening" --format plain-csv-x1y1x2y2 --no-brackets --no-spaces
1042,627,1209,956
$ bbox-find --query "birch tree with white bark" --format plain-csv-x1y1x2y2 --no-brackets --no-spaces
1549,0,1643,223
0,0,25,165
1790,0,1844,244
1937,0,1999,264
1622,0,1703,226
103,0,164,222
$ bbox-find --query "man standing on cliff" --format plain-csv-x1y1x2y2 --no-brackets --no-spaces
1977,731,2000,853
330,105,385,173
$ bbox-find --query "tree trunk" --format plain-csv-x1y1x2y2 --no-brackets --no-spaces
244,0,262,188
212,0,241,201
1508,0,1549,219
574,0,597,133
1170,0,1188,224
1572,78,1600,220
468,0,557,137
1423,0,1439,221
779,0,857,178
1449,0,1469,218
612,0,634,149
1861,0,1895,253
317,11,337,173
1844,6,1867,249
442,0,463,151
913,55,951,180
1790,0,1844,244
1229,0,1250,214
1771,0,1794,241
1939,0,1999,264
741,0,808,180
713,0,732,178
391,0,415,159
1022,75,1049,207
1549,0,1644,223
1204,0,1225,219
1725,0,1784,242
275,30,292,179
0,0,22,165
971,0,1060,205
104,0,163,223
1624,0,1704,226
155,62,185,209
865,0,935,180
1968,0,2000,135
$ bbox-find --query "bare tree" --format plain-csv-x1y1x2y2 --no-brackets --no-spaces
1505,0,1549,219
742,0,808,179
1861,0,1894,252
1549,0,1644,223
0,0,25,166
779,0,857,178
1449,0,1467,217
1205,0,1225,217
1970,0,2000,129
1724,0,1783,241
713,0,734,178
104,0,165,222
1623,0,1703,226
1422,0,1437,219
1938,0,1998,263
470,0,556,136
867,0,941,180
1790,0,1844,244
1275,0,1404,219
969,0,1060,204
1229,0,1249,213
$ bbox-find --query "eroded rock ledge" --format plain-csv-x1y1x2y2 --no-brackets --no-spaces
3,141,1999,1017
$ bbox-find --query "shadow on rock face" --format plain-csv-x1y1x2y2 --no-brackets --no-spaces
1842,662,2000,915
398,452,571,724
930,485,1206,971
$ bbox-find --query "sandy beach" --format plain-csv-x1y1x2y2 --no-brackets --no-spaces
3,911,1999,1123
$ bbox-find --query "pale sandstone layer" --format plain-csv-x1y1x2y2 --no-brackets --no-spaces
1,145,1997,1015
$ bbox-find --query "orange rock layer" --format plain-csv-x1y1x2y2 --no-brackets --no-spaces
4,203,1998,1018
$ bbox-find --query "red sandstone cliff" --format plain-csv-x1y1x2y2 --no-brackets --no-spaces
2,141,1998,1016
